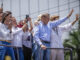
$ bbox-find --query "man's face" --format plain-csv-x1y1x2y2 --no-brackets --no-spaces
41,14,50,25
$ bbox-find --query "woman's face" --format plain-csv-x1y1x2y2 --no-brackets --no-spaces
4,14,12,26
11,17,17,27
19,20,23,25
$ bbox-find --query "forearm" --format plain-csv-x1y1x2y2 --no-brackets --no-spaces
12,28,22,35
33,26,42,46
34,37,42,45
60,23,72,32
51,17,68,28
67,9,73,18
71,19,77,26
29,21,33,32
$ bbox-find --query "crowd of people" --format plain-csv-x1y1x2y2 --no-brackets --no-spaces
0,7,79,60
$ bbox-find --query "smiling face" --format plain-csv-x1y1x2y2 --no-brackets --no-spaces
41,13,50,25
11,17,17,27
1,11,12,28
4,14,12,26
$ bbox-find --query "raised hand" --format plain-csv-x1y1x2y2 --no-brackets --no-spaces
75,14,79,21
72,14,79,26
67,9,74,18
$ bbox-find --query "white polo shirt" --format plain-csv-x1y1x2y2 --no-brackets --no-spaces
22,31,32,48
11,27,24,47
51,23,72,48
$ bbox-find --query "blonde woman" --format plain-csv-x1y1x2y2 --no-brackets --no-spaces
50,14,79,60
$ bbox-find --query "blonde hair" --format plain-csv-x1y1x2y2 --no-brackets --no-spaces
50,15,59,21
37,13,50,21
37,14,42,21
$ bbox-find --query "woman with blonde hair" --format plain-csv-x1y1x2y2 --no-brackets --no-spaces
50,14,79,60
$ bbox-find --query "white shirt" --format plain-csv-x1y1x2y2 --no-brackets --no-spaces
0,23,12,40
22,31,32,48
51,23,72,48
11,27,24,47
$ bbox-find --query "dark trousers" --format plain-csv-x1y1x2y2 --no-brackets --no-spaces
23,45,32,60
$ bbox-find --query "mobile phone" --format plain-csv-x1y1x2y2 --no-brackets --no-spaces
25,15,29,23
26,15,29,19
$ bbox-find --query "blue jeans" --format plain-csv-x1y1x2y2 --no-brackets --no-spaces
34,42,50,60
32,43,37,60
2,41,15,60
14,48,24,60
0,46,5,60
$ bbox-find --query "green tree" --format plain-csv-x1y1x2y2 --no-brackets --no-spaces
63,17,80,60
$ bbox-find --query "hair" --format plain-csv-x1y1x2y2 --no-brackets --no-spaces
1,11,12,23
37,14,42,21
41,13,49,18
50,15,59,21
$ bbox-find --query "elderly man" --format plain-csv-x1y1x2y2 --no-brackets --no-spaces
33,9,73,60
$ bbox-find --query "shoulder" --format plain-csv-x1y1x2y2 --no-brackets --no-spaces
0,23,3,26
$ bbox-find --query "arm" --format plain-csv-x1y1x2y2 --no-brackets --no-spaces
12,27,23,35
33,26,42,45
22,23,27,32
50,17,68,28
33,26,47,50
59,14,79,32
50,9,73,28
71,14,79,26
67,9,73,18
28,18,33,32
12,23,28,35
59,23,72,32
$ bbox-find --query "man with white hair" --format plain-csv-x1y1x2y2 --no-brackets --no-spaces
33,9,73,60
